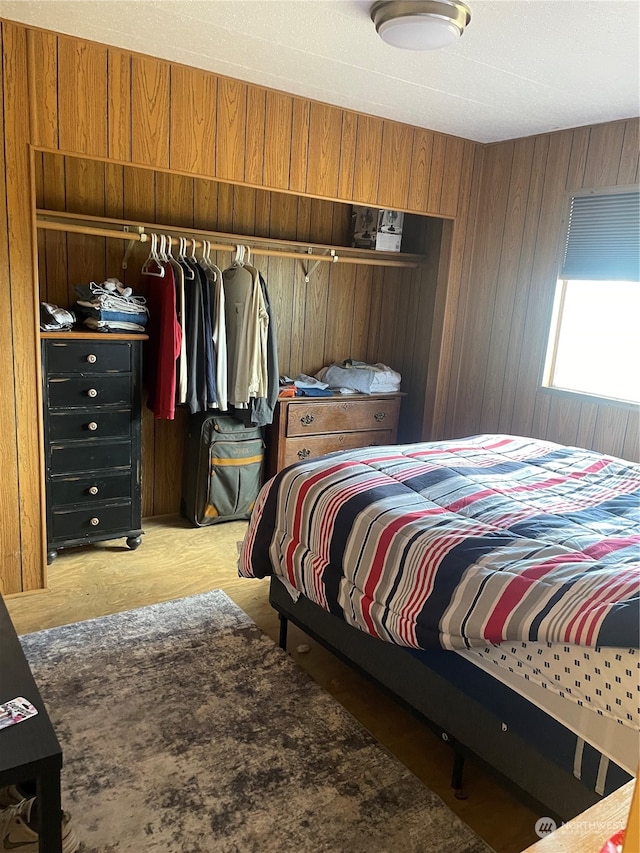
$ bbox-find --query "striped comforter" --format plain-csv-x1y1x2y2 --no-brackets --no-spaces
239,435,640,651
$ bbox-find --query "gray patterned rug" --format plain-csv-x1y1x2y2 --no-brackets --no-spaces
20,590,492,852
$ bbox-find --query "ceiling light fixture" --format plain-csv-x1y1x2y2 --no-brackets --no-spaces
371,0,471,50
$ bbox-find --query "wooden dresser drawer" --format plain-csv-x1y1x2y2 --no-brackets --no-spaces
47,375,132,409
267,393,403,477
50,472,133,507
286,397,400,436
46,340,132,374
50,501,134,541
282,430,395,467
49,439,132,475
48,408,132,441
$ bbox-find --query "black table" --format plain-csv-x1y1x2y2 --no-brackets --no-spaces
0,595,62,853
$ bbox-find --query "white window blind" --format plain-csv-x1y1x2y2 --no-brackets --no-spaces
561,191,640,281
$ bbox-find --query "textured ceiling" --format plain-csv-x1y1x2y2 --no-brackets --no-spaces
0,0,638,142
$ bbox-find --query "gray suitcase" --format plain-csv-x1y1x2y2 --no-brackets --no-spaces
181,413,264,526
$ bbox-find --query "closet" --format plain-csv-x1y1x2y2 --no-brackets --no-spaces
35,151,447,519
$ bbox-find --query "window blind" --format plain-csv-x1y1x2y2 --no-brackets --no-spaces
561,190,640,281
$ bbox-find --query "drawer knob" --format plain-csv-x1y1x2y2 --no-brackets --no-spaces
297,448,311,459
86,354,97,364
300,414,315,425
90,517,100,526
87,388,98,398
88,486,99,496
374,411,386,422
88,421,98,431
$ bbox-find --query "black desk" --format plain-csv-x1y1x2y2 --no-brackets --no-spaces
0,595,62,853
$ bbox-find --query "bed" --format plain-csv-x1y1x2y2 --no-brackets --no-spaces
239,434,640,820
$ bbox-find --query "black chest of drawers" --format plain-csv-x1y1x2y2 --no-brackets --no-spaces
41,335,145,563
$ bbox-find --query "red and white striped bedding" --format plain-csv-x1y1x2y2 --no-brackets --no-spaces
239,435,640,652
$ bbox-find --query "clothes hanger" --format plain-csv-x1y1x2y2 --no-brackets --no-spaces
141,233,165,277
177,236,195,279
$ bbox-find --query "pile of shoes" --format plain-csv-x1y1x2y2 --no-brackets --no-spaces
73,277,148,333
0,784,79,852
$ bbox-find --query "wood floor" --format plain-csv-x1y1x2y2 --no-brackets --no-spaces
6,516,540,852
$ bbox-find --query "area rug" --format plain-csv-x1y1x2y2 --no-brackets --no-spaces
19,590,492,853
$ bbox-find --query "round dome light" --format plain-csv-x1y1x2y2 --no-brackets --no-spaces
371,1,471,50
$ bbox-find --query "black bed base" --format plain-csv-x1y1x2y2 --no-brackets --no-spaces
269,577,631,823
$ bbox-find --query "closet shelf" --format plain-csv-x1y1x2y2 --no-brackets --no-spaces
35,210,427,270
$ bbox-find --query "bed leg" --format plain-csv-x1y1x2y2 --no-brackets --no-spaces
451,749,468,800
278,614,288,650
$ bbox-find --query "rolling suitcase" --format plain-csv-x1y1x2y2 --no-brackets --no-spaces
181,413,264,526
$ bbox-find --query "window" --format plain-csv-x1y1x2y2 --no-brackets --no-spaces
543,190,640,405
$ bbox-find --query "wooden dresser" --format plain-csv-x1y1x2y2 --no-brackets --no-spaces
266,393,402,477
41,333,145,563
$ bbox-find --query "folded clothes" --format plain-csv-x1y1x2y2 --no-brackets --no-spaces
296,387,333,397
74,304,148,326
82,317,146,333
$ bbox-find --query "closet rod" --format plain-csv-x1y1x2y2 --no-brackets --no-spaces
36,220,420,270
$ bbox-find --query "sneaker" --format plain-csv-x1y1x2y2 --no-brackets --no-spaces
0,797,79,853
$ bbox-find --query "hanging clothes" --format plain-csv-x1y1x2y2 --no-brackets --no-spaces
200,260,227,412
143,262,181,420
222,261,268,408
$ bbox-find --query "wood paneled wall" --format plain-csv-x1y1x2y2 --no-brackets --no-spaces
24,25,472,218
35,154,439,516
441,118,640,462
0,17,478,594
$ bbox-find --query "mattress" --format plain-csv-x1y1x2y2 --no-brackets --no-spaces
458,641,640,775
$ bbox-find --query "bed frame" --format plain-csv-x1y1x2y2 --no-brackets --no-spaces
269,576,631,822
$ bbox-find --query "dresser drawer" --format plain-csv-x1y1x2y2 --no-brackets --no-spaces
50,472,132,507
48,408,132,441
49,439,132,475
50,502,134,541
47,375,132,409
46,340,132,374
281,430,395,467
286,397,400,437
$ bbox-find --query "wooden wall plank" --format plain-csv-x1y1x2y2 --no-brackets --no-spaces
496,135,550,433
478,137,535,432
352,114,383,204
26,28,58,149
408,129,434,213
617,119,640,185
263,90,292,190
306,102,342,199
0,23,23,594
439,136,465,217
509,131,572,438
453,142,515,437
215,77,247,183
581,121,626,187
131,55,170,169
427,134,446,213
622,411,639,462
57,36,108,157
2,22,44,590
39,153,69,308
289,98,310,194
377,121,413,210
245,86,266,187
193,176,219,231
107,49,131,162
169,65,215,177
337,111,356,202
